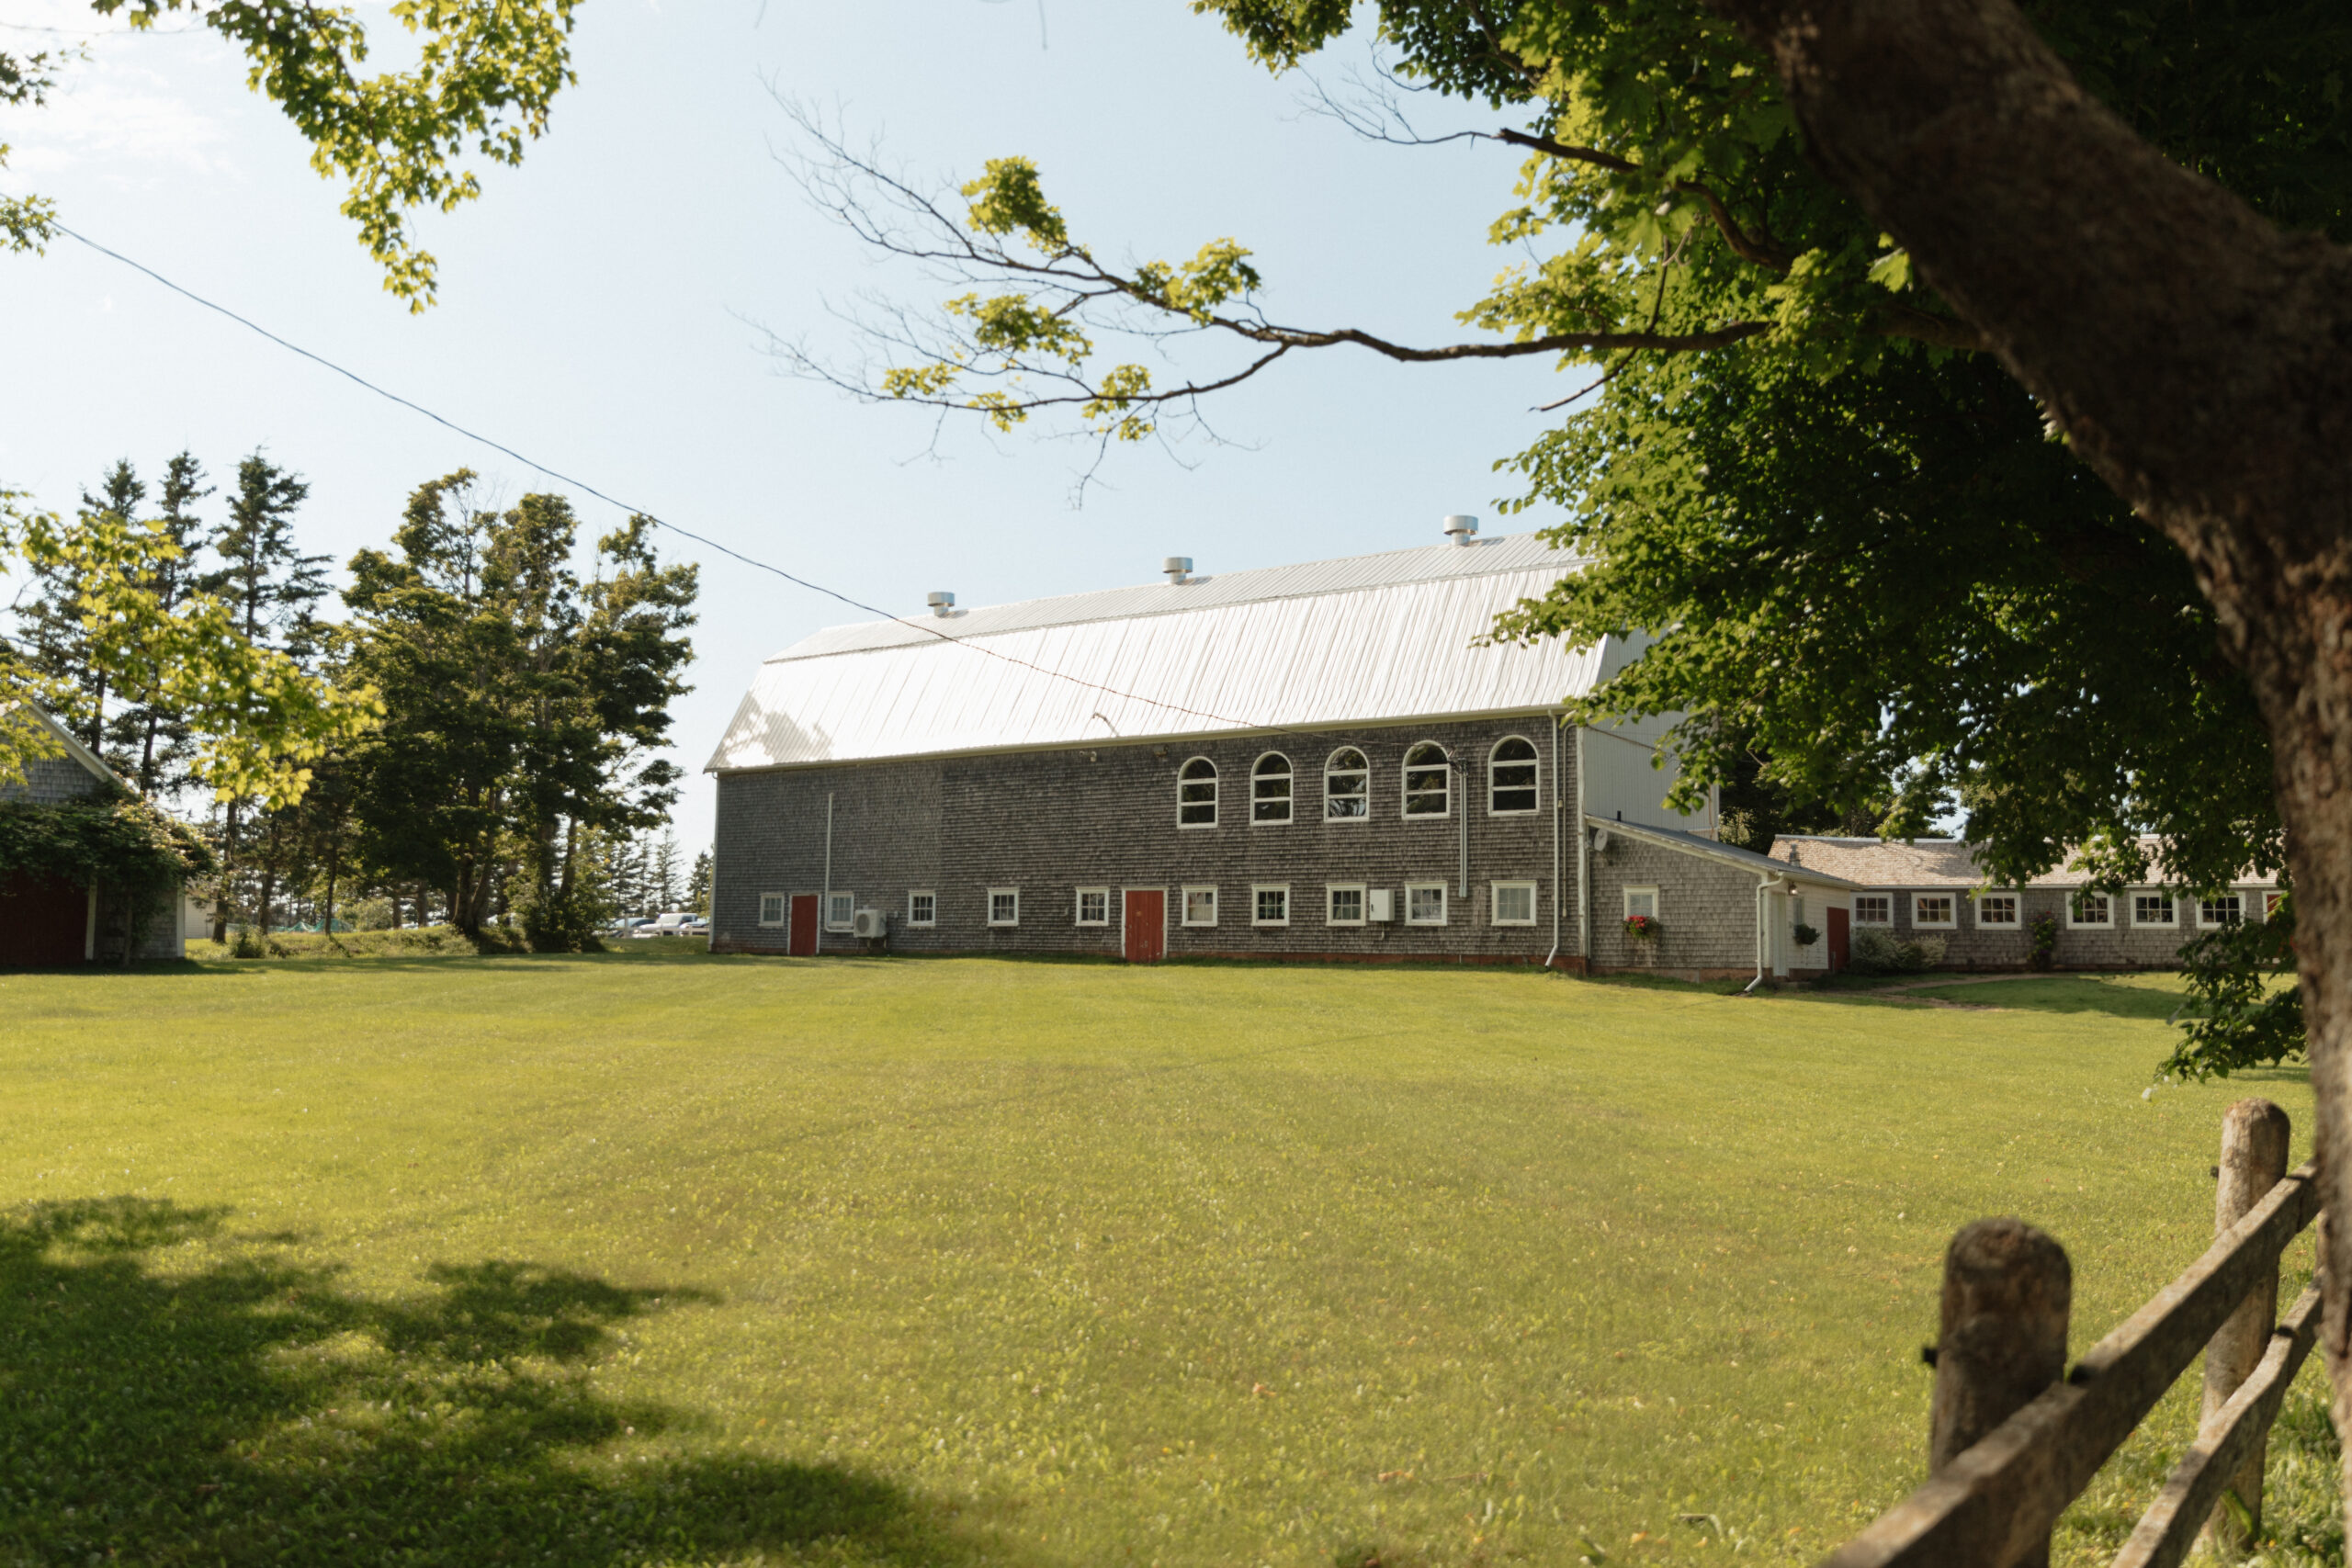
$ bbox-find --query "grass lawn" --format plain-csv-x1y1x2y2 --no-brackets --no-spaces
0,954,2334,1567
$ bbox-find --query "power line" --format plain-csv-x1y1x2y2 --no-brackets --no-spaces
34,217,1439,756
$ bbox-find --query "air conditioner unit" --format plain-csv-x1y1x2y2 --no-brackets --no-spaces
1365,889,1395,923
850,908,888,940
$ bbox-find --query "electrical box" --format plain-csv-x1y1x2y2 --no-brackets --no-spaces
851,908,888,939
1366,889,1395,923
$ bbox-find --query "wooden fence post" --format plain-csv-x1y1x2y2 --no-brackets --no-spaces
2199,1097,2291,1551
1931,1218,2072,1568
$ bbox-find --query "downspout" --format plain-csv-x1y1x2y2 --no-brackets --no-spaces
1574,726,1589,966
1544,714,1563,969
1744,874,1770,993
84,886,97,963
1456,755,1469,899
819,790,833,956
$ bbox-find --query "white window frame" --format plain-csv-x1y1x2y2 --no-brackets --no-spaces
1402,742,1451,819
1177,757,1218,829
906,890,936,929
825,890,855,931
1250,752,1295,827
1852,893,1893,926
758,892,787,929
2199,893,2245,928
2132,891,2177,928
1405,881,1449,926
1623,885,1660,920
1487,736,1541,817
1912,894,1958,930
987,887,1021,928
1181,885,1218,928
1323,748,1370,822
2065,889,2113,930
1074,886,1110,927
1973,891,2021,929
1251,884,1290,927
1325,884,1367,927
1491,880,1538,927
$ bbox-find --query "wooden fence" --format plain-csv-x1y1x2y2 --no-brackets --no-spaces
1820,1099,2323,1568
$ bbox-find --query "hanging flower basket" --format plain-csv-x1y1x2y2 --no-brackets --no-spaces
1792,922,1822,948
1623,914,1663,942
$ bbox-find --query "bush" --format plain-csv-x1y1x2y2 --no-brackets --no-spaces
1850,927,1946,976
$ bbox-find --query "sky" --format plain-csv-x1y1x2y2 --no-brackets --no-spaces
0,0,1582,856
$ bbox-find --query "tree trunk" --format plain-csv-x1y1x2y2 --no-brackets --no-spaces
211,801,240,943
1703,0,2352,1529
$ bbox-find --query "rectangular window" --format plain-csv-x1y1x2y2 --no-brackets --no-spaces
826,891,854,931
758,892,786,928
2068,890,2111,929
1853,894,1892,925
2132,892,2176,927
1252,885,1290,927
1326,885,1366,926
2265,890,2288,919
1623,886,1659,920
987,888,1020,928
1976,894,2019,927
2200,893,2244,927
1492,881,1537,926
1914,895,1956,929
1406,882,1448,926
1182,886,1217,927
1075,887,1110,926
907,891,936,928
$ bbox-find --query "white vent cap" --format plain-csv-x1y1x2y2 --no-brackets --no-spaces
926,591,956,617
1442,514,1479,546
1163,556,1193,584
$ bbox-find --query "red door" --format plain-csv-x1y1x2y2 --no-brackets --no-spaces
788,894,820,956
1827,906,1850,975
1123,890,1165,963
0,873,86,966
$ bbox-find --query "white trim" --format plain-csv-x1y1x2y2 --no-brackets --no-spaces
1250,884,1291,927
2199,893,2245,928
1401,741,1451,820
986,887,1021,928
906,889,937,928
1491,880,1538,926
1181,885,1218,928
824,889,855,931
1487,735,1540,817
1250,750,1295,826
1912,893,1958,930
757,892,787,929
1322,746,1371,822
1583,813,1864,891
1404,881,1448,926
10,703,133,791
1852,892,1894,926
1622,885,1660,920
2065,889,2113,930
1973,890,2021,929
2131,890,2177,929
1325,883,1367,927
1177,756,1218,829
1074,886,1111,926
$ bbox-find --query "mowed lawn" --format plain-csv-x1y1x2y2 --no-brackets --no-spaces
0,954,2332,1568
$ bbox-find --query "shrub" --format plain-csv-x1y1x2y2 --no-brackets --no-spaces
1909,934,1948,968
2029,914,2060,971
1850,927,1945,975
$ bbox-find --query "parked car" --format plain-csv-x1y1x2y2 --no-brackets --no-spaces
631,911,708,939
607,917,653,938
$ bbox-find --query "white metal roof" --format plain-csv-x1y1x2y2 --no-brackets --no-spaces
708,532,1605,772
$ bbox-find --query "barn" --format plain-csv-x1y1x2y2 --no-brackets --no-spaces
705,524,1860,980
0,705,196,965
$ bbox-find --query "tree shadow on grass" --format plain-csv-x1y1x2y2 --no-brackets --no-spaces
1901,976,2188,1021
0,1197,1014,1566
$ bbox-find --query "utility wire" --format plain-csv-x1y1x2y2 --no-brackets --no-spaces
36,218,1483,757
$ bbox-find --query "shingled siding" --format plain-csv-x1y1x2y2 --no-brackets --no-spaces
713,716,1571,962
0,752,107,806
1586,835,1759,978
1864,885,2272,970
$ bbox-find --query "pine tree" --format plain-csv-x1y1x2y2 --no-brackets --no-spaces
104,451,212,795
17,457,143,750
688,850,712,918
653,830,680,913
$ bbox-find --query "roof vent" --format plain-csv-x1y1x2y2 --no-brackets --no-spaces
926,591,956,618
1442,514,1480,547
1163,556,1193,585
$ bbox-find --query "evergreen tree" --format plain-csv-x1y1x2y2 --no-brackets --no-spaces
104,451,213,795
16,458,143,750
688,850,712,918
652,830,680,913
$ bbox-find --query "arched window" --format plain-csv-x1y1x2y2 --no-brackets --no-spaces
1178,757,1218,828
1403,742,1450,818
1489,736,1540,815
1324,748,1369,820
1251,752,1294,824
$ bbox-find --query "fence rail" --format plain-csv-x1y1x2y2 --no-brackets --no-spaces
1820,1100,2321,1568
